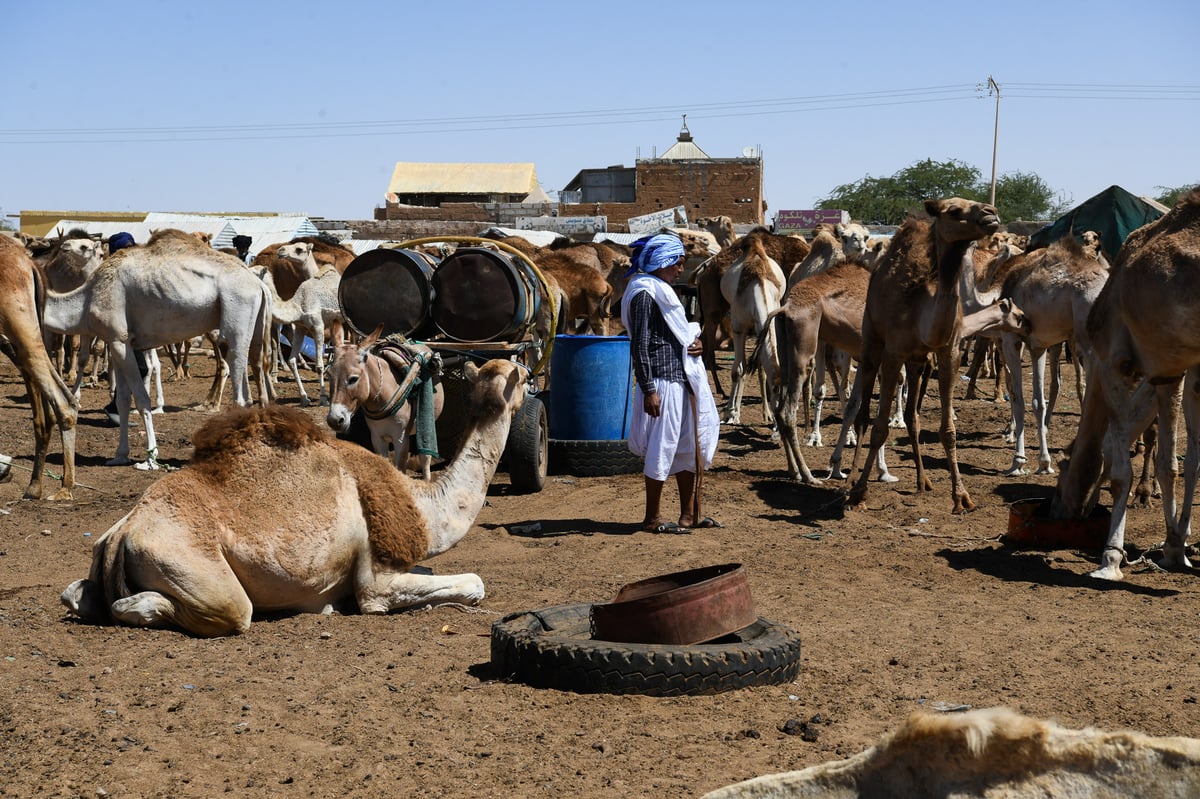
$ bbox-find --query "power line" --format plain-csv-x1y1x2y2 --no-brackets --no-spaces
1,82,1195,145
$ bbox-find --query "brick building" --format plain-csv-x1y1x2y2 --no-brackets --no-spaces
368,120,764,237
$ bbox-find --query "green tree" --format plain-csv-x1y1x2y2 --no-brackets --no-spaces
1153,184,1198,207
991,171,1066,221
816,159,1062,225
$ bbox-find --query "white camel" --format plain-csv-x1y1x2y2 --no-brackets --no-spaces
719,236,785,428
40,229,274,469
61,358,528,637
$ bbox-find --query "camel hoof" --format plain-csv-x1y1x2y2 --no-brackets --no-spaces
49,487,74,501
106,456,133,467
828,468,848,481
134,459,160,472
1159,547,1193,570
1088,565,1124,581
805,434,823,448
877,472,899,484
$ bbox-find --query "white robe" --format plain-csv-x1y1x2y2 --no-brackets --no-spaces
620,273,720,478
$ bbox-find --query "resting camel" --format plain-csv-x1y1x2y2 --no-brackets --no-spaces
996,236,1109,475
839,198,1003,513
41,229,274,469
0,235,78,499
325,325,446,480
61,358,527,637
702,707,1200,799
719,237,784,427
1052,187,1200,581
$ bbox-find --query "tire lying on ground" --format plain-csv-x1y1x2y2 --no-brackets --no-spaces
491,602,801,696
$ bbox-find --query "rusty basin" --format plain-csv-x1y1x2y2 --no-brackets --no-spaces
1005,498,1111,550
590,563,757,646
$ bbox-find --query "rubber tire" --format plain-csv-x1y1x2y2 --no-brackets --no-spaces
491,602,801,696
505,395,548,494
549,439,644,477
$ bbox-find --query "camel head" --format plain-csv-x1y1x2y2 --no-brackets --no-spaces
59,238,104,273
325,324,384,433
463,358,527,424
924,197,1001,242
836,223,872,260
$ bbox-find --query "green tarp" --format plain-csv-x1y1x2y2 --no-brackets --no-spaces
1027,184,1166,263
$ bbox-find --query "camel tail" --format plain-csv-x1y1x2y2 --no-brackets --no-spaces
751,306,787,372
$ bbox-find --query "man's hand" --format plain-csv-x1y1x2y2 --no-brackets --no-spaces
644,391,662,418
687,337,704,358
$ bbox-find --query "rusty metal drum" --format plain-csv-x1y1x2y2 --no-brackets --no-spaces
338,247,438,339
430,247,539,343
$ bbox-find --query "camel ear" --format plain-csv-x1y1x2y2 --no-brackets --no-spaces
464,361,480,383
924,198,941,217
999,298,1012,313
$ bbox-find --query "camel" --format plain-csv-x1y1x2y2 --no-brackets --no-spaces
694,228,811,395
839,198,1003,513
1052,188,1200,581
695,215,735,249
995,236,1109,475
326,326,446,480
0,236,78,500
257,256,343,406
834,222,872,262
40,229,274,469
719,237,785,428
38,233,104,386
61,358,528,637
702,707,1200,799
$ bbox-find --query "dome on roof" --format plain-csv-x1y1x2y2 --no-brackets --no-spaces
660,115,710,160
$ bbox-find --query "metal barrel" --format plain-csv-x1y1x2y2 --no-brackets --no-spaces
430,247,539,343
338,247,438,339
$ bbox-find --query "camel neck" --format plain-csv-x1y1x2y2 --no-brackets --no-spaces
413,411,511,557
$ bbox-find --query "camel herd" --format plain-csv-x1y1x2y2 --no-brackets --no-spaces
0,189,1196,640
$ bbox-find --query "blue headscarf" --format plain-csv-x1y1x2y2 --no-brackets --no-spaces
625,233,686,278
108,232,135,253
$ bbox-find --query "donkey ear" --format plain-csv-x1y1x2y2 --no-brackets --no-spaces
362,323,384,349
464,361,480,383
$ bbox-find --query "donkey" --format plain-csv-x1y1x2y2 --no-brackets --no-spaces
325,325,445,480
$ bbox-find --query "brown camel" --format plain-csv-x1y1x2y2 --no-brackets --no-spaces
0,235,78,500
840,198,1003,513
996,236,1109,475
1052,188,1200,581
61,358,528,636
695,215,735,249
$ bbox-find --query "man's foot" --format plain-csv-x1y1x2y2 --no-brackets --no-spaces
641,520,688,534
681,516,723,530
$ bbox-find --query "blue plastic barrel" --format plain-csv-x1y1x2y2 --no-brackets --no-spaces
548,335,634,440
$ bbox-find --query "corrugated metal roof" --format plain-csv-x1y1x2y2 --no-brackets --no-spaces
211,216,319,253
386,162,539,197
47,220,156,243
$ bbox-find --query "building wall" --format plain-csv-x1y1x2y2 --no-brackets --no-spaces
373,158,763,235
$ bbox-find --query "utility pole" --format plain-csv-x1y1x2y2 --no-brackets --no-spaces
988,76,1000,206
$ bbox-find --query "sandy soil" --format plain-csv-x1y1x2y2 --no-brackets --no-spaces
2,349,1199,799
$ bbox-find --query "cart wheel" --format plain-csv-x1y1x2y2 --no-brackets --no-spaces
506,394,547,493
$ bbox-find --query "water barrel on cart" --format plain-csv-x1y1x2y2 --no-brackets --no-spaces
338,247,438,339
430,247,538,343
546,335,642,476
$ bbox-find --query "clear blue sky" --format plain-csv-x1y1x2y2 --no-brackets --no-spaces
4,0,1197,226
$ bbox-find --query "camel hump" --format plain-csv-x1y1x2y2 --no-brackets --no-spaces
191,405,327,464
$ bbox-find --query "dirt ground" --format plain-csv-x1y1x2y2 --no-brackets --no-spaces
2,349,1199,799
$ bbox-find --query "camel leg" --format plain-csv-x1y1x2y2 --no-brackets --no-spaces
902,359,931,494
1046,342,1063,420
357,570,485,614
847,358,899,507
936,348,973,512
1030,346,1055,474
964,337,989,400
807,351,827,447
774,316,820,484
144,348,164,414
1002,334,1028,474
722,330,748,424
107,342,160,470
1163,368,1200,569
1133,421,1160,505
1091,379,1160,580
316,325,329,406
1152,379,1184,568
829,363,870,481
